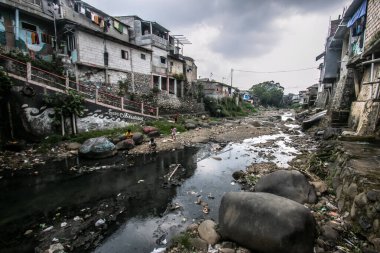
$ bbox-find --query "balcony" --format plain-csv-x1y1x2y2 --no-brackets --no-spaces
139,33,168,49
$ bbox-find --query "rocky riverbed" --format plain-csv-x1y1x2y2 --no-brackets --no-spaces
0,109,378,253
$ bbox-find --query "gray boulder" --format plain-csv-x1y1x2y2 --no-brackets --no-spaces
132,132,144,145
255,170,317,204
185,123,197,130
116,139,135,150
79,137,117,159
219,192,316,253
147,131,160,138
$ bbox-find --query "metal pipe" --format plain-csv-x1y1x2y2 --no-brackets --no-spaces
370,54,374,99
360,58,380,66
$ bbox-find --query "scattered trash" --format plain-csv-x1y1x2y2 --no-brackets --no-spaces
138,180,145,184
95,219,105,227
24,230,33,236
212,157,222,161
42,226,54,232
202,206,209,214
231,182,235,185
60,222,67,228
73,216,82,221
117,193,121,197
52,237,59,242
150,248,166,253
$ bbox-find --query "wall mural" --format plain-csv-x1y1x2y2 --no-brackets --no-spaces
21,103,144,136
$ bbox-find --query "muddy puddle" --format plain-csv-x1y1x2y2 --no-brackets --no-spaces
0,119,303,253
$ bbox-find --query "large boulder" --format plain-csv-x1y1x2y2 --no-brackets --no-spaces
147,131,160,138
132,132,144,145
79,137,117,159
219,192,316,253
116,139,135,150
143,126,158,134
255,170,317,204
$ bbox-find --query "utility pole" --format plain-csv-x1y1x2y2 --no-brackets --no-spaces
230,68,234,88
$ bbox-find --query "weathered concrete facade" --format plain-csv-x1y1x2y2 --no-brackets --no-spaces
317,0,380,135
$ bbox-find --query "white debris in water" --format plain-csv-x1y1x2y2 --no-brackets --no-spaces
42,226,53,232
60,222,67,227
95,219,105,227
52,237,59,242
73,216,82,221
231,182,235,185
150,248,166,253
117,193,121,197
161,239,167,245
138,180,144,184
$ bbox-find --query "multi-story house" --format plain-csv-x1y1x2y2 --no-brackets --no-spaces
117,15,197,97
198,78,237,99
317,0,380,135
0,0,56,61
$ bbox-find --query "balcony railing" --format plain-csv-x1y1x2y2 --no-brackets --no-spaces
0,53,159,118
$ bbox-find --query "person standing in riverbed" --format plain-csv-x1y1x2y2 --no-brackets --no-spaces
171,126,177,140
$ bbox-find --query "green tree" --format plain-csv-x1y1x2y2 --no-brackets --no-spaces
249,81,284,107
43,90,84,136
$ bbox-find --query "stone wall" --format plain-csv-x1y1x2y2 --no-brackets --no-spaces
330,142,380,248
331,70,355,110
156,92,205,115
365,0,380,47
133,72,151,94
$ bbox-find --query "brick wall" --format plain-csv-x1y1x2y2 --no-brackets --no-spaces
365,0,380,47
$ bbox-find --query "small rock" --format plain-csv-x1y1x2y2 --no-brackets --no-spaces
212,157,222,161
66,142,82,150
60,222,67,228
198,220,221,245
310,181,328,194
321,225,339,241
354,192,368,207
232,170,245,180
46,243,65,253
367,190,380,202
189,238,208,251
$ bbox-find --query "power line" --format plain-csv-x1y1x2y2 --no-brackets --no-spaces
234,66,318,74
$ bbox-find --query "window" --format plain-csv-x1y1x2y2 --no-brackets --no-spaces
21,22,37,32
160,56,166,64
141,54,146,60
24,0,42,6
121,50,129,60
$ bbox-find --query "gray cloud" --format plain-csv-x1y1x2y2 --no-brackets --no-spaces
89,0,346,58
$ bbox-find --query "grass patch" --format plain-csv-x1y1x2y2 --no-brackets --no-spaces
37,125,142,152
171,232,192,250
145,119,186,135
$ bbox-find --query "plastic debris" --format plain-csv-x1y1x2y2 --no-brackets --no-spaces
138,180,144,184
150,248,166,253
42,226,54,232
95,219,105,227
60,222,67,227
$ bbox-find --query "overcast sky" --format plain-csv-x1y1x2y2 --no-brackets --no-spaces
89,0,350,94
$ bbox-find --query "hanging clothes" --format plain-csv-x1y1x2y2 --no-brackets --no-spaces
94,15,99,25
85,9,91,19
90,12,95,22
100,19,105,28
31,32,36,44
80,6,86,14
113,20,123,33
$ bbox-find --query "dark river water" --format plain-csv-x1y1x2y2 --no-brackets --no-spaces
0,123,301,253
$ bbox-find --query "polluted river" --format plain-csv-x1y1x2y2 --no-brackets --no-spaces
0,111,315,253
